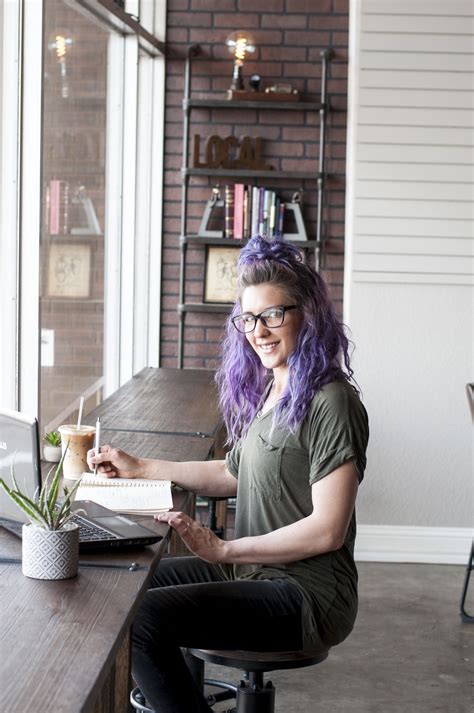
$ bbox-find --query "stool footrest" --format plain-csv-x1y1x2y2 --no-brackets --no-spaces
205,677,237,704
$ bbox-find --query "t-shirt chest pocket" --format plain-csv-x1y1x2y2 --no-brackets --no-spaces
250,434,283,500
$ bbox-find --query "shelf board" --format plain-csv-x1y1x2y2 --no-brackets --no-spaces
183,168,320,180
181,235,322,248
179,302,232,314
185,98,323,111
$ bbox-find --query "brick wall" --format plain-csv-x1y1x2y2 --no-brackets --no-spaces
161,0,349,368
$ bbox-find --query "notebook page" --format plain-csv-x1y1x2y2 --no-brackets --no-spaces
76,474,173,513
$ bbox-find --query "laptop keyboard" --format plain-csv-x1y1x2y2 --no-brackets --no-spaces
71,514,120,541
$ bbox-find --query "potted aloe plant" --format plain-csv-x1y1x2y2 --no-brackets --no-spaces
0,448,83,580
43,430,62,463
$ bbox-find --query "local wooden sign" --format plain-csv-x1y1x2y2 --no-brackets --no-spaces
193,134,273,171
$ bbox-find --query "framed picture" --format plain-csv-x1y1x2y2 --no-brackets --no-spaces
48,243,91,298
204,246,240,303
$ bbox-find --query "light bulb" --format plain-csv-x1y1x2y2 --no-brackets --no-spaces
48,31,73,98
225,32,256,92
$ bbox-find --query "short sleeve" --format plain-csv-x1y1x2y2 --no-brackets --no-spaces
308,383,369,485
225,438,243,478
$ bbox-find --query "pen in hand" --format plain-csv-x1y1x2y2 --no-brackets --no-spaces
93,417,101,476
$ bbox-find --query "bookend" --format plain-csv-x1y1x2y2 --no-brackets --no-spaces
198,187,225,238
282,201,307,241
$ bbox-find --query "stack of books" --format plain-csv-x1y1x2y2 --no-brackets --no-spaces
224,184,286,239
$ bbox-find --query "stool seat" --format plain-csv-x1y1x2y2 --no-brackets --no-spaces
188,647,330,712
189,647,329,672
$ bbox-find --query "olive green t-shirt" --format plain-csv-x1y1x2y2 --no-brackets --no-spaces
222,380,369,650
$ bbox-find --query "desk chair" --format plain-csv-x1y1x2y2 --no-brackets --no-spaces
460,383,474,623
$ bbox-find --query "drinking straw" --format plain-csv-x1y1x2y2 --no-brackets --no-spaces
77,396,84,430
93,417,101,476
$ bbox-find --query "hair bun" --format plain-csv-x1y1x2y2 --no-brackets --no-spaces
238,234,303,271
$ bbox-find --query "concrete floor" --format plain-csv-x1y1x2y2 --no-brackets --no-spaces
205,562,473,713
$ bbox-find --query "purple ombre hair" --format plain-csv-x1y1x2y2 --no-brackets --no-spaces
215,235,354,444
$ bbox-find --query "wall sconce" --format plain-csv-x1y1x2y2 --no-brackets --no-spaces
48,32,73,98
225,31,256,91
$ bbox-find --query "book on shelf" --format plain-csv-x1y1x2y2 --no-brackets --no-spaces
243,186,250,239
213,184,301,240
76,474,173,515
224,185,234,238
250,186,258,237
48,179,69,235
233,183,245,239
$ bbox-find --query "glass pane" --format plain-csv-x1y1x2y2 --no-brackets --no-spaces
40,0,109,432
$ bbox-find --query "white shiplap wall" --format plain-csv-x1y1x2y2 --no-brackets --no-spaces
345,0,473,563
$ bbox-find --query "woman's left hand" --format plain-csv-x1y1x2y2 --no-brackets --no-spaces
155,511,227,564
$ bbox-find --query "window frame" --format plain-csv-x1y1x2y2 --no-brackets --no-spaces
0,0,166,418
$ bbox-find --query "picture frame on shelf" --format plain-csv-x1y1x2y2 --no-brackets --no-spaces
204,246,240,304
47,243,91,298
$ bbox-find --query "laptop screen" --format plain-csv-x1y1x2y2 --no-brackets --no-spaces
0,409,42,525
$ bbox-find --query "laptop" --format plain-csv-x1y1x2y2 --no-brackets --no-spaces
0,408,163,552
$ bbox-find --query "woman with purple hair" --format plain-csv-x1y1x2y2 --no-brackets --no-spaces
89,234,369,713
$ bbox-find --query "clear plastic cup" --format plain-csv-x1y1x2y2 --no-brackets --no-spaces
58,424,96,480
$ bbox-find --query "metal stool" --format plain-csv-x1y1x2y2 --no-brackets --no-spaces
460,541,474,623
461,384,474,623
189,647,329,713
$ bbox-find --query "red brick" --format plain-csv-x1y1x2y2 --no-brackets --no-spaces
191,0,234,8
161,341,179,357
213,13,260,28
309,14,348,30
206,327,226,341
261,13,307,29
167,27,189,43
182,356,206,368
332,32,349,47
281,126,318,142
161,311,179,325
238,0,283,9
330,63,348,80
283,62,326,79
162,280,180,295
160,356,178,367
260,46,307,62
286,0,331,11
284,30,331,46
168,11,212,26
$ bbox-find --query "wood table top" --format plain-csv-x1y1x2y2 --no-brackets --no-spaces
0,487,193,712
83,367,222,437
96,429,216,462
0,369,220,711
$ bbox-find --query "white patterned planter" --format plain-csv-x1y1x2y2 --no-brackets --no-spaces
43,445,62,463
22,522,79,580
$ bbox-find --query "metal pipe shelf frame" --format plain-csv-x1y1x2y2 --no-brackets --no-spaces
177,45,333,368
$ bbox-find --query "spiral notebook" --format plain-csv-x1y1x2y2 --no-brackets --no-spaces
77,474,173,515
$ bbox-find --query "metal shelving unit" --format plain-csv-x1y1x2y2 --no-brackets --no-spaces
177,45,333,368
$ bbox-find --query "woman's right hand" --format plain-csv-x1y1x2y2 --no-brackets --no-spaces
86,445,146,479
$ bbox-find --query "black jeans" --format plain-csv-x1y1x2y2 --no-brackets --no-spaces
132,556,304,713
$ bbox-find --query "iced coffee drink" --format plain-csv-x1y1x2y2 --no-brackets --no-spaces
58,425,96,480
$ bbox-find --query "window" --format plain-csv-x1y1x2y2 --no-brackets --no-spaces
40,0,109,431
0,0,165,429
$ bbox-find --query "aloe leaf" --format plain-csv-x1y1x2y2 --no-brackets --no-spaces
55,476,83,529
10,462,21,494
46,445,68,515
0,482,49,528
39,466,53,512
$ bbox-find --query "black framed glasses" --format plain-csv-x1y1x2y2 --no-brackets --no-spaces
231,305,299,334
